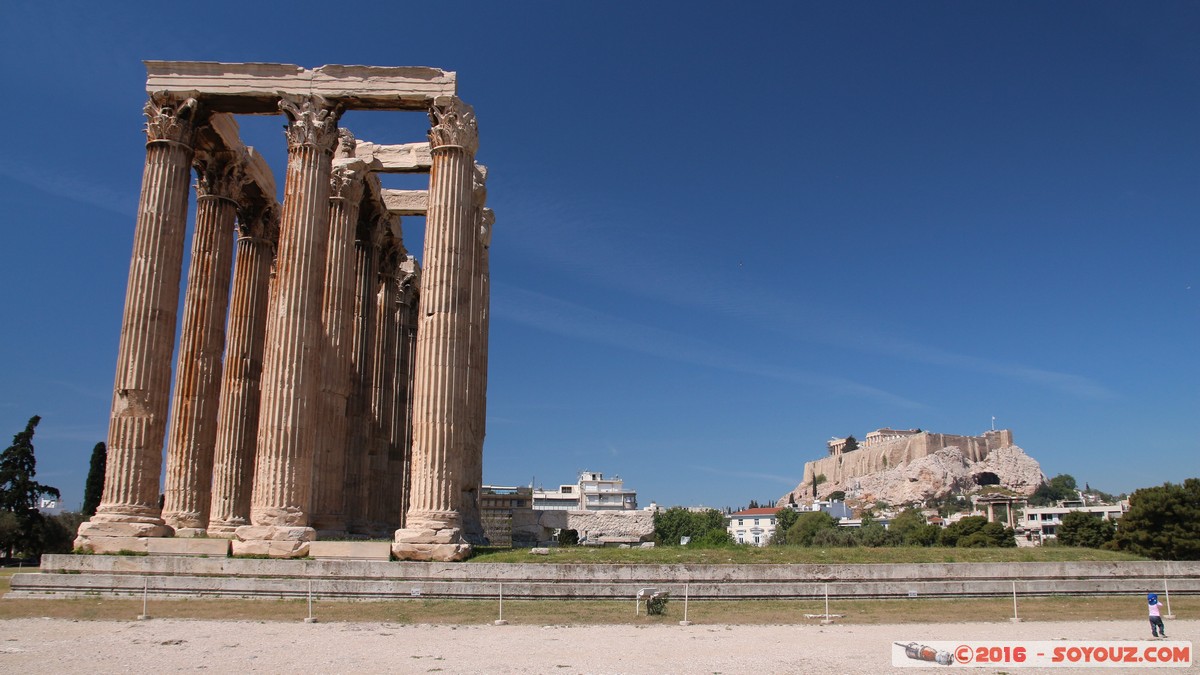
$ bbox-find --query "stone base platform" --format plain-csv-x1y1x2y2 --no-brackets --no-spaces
309,541,392,561
8,555,1199,602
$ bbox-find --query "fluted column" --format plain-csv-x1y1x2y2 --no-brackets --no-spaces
366,238,401,536
344,217,383,534
394,97,478,561
235,95,340,557
77,95,200,547
460,170,491,545
310,151,364,536
392,256,420,529
207,201,278,536
162,149,241,535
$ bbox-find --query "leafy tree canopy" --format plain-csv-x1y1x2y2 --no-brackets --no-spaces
1056,511,1116,549
1113,479,1200,560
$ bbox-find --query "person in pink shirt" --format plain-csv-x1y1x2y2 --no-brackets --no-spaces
1148,593,1167,638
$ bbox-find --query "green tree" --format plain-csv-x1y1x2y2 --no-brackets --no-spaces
779,511,838,546
81,442,106,517
0,416,61,559
653,507,729,547
1113,479,1200,560
827,491,846,502
1029,474,1079,506
938,516,1013,547
1056,511,1116,548
556,528,579,546
771,508,799,544
843,436,859,452
888,508,939,546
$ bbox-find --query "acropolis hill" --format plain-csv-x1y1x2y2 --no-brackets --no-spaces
780,428,1048,507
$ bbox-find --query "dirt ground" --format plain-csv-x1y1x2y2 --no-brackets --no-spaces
0,617,1194,674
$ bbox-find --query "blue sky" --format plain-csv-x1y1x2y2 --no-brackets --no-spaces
1,2,1196,511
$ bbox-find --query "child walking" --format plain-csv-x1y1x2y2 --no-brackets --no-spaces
1148,593,1167,638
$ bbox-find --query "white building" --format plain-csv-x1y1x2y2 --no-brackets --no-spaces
531,471,638,511
726,507,782,546
1023,500,1128,541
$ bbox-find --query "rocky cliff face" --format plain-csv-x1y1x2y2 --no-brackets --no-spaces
780,440,1046,506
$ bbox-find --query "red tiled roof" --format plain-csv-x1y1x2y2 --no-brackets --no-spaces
729,507,782,517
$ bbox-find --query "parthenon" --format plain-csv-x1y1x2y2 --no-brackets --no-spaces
74,62,492,561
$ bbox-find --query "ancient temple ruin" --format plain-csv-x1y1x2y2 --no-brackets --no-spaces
74,62,492,561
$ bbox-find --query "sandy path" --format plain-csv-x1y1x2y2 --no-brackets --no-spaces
0,617,1193,673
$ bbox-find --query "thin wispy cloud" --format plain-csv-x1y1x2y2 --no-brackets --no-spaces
492,282,924,409
497,204,1113,401
0,158,137,217
693,464,800,486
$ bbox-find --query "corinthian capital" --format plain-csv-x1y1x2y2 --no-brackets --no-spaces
194,150,245,201
279,95,341,153
427,96,478,154
144,94,201,145
330,163,365,203
237,200,281,245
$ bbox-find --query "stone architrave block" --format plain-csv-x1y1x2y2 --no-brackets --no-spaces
309,541,392,561
381,189,428,216
354,142,433,173
145,62,457,114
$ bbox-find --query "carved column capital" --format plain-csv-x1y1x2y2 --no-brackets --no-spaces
237,200,281,245
194,150,245,203
377,234,402,281
330,164,365,203
279,95,342,153
144,94,201,146
335,128,357,160
428,97,478,154
397,255,421,306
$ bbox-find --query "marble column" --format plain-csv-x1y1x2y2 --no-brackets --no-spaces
344,217,384,534
393,97,478,561
460,199,494,540
162,148,242,536
460,172,491,545
207,201,278,536
77,95,200,548
310,152,364,536
366,238,401,536
235,95,340,557
391,256,421,529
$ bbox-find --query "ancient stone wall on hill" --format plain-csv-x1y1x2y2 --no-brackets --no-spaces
780,430,1042,505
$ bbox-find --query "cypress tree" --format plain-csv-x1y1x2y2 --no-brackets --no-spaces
0,416,61,558
82,441,107,516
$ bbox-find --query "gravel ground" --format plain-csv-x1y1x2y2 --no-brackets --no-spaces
0,617,1194,673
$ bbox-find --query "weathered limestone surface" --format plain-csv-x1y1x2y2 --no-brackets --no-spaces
349,141,432,173
83,64,488,559
207,203,277,536
381,189,428,216
365,237,401,536
242,95,339,539
78,95,200,548
145,61,456,114
161,148,240,534
782,431,1047,506
394,97,480,562
310,153,364,536
343,217,386,534
512,509,654,546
